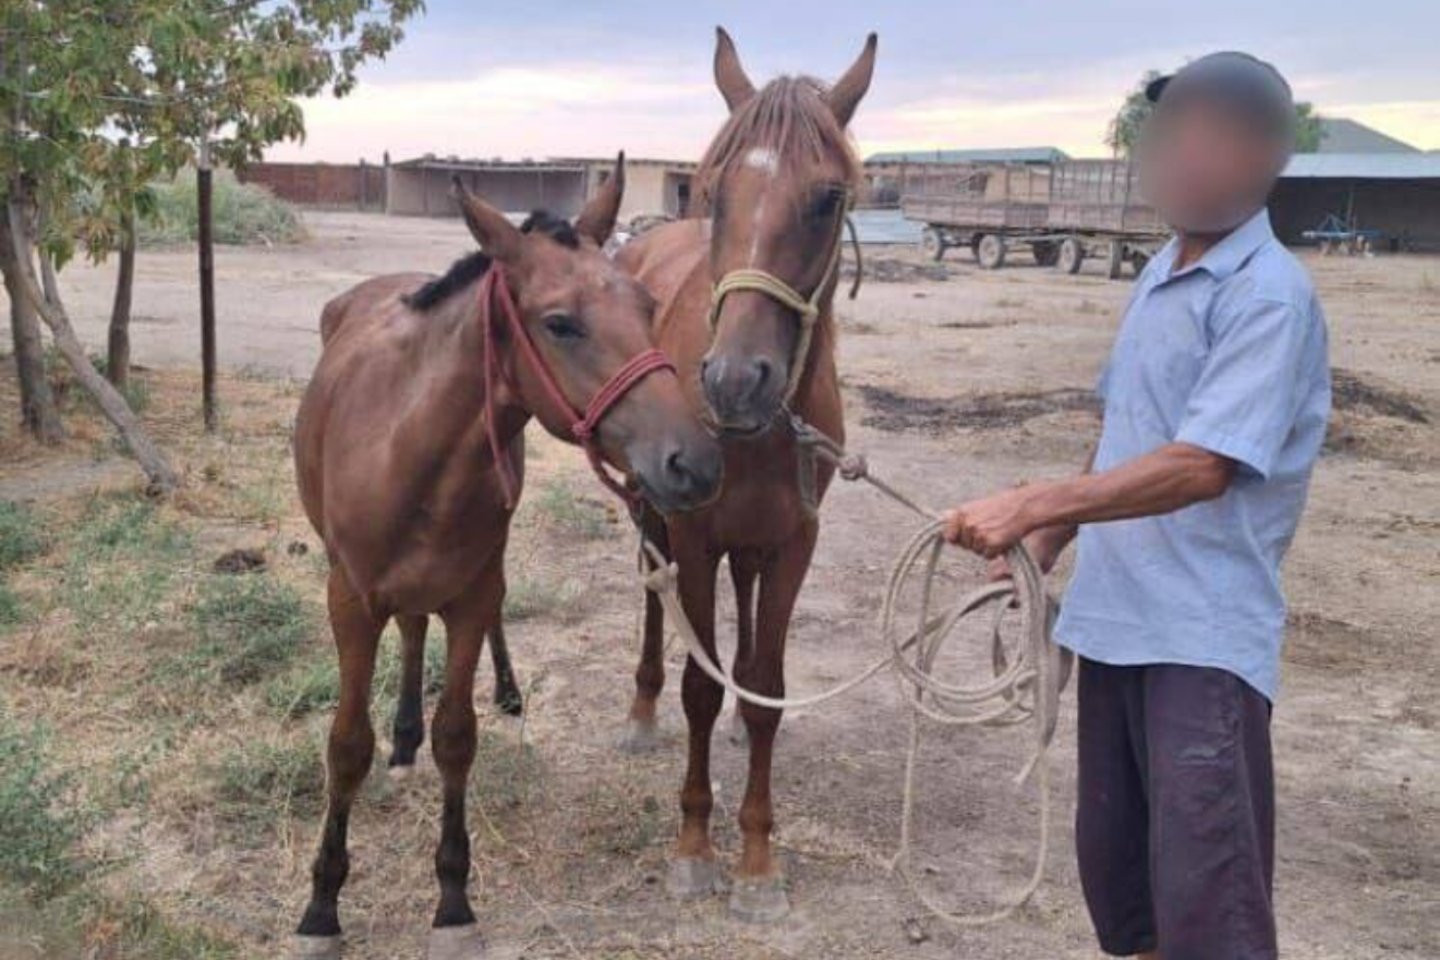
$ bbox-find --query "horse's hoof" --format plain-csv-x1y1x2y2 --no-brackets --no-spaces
494,692,524,717
668,856,722,899
617,719,661,754
729,876,790,923
387,761,415,781
427,922,485,960
290,934,342,960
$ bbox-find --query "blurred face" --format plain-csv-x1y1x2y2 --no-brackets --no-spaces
1139,98,1286,234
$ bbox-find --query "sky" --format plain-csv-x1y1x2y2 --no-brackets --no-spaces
268,1,1440,164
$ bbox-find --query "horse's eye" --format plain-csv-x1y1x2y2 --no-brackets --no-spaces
543,313,586,341
809,188,843,219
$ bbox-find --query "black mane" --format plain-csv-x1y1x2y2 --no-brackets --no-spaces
403,251,492,311
519,209,580,249
403,208,579,311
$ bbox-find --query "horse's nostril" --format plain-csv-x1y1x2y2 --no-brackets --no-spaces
751,358,773,391
665,447,688,480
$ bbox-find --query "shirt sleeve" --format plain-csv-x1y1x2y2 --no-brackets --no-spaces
1174,297,1316,480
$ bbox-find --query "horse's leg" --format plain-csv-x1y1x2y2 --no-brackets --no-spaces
487,621,523,716
425,563,502,958
730,526,817,923
388,613,428,775
669,538,723,898
727,551,761,747
294,569,384,959
620,509,670,752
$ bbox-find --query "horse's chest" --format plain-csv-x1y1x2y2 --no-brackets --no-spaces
700,439,826,548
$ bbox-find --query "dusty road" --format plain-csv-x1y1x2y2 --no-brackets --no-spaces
3,211,1437,958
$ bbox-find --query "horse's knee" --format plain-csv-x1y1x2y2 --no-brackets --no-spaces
430,700,477,776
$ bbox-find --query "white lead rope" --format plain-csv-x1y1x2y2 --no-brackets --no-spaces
636,419,1072,927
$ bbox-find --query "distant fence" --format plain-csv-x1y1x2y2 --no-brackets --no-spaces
235,161,386,210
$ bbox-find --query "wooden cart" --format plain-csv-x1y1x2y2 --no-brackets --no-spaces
900,159,1169,279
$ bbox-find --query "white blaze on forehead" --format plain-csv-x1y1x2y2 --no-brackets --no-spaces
743,147,780,175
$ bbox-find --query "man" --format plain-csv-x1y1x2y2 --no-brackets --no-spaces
943,53,1331,959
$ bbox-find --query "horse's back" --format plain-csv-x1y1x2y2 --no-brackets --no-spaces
319,273,430,345
297,272,432,539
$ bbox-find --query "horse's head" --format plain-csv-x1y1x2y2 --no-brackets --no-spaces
455,156,722,513
696,28,877,435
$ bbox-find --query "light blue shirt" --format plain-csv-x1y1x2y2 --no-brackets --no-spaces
1055,209,1331,700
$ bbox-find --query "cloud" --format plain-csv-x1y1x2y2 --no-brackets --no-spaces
269,62,720,162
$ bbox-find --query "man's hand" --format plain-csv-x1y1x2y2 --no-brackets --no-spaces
986,529,1068,581
941,486,1037,559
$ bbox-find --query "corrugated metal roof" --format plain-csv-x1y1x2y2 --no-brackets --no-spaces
1281,153,1440,180
866,146,1069,165
391,155,585,172
1317,118,1419,155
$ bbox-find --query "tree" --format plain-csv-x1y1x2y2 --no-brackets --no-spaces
1293,102,1325,154
1105,70,1163,158
0,0,423,489
1106,68,1328,156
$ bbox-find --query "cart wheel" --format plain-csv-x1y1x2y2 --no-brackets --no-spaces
920,226,946,261
1058,237,1084,275
977,234,1007,270
1107,240,1125,280
1032,241,1059,267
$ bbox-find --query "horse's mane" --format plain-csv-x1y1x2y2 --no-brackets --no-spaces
403,209,580,311
694,75,862,206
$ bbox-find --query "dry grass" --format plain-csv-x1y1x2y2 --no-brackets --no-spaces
0,364,678,958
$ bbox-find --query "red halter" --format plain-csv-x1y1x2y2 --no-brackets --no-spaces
479,263,676,509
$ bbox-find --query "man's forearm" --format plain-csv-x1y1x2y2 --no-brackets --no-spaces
1021,442,1233,532
1027,444,1097,555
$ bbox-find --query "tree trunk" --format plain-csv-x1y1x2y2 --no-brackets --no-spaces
107,202,135,389
0,196,64,443
3,196,178,494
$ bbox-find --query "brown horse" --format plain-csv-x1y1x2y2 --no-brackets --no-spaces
615,29,876,921
291,159,723,959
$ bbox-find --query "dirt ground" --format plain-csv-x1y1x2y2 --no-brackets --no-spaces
1,211,1437,959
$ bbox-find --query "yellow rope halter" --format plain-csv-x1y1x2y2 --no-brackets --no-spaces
706,194,853,403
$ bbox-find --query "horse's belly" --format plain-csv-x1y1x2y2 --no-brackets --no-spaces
367,533,506,615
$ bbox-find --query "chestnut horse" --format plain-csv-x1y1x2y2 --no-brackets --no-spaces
291,160,723,959
615,30,877,921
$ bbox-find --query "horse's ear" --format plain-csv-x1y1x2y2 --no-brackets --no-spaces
713,26,755,112
575,151,626,245
452,176,522,261
825,32,878,128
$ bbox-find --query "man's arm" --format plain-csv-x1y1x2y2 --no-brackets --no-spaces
1008,443,1096,573
944,441,1234,559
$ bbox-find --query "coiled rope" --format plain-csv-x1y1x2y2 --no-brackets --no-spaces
637,414,1071,927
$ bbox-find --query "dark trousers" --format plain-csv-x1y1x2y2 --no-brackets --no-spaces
1076,658,1277,959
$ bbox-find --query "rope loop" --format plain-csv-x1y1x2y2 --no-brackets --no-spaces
636,413,1071,928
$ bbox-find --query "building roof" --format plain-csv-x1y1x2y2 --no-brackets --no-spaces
866,146,1069,165
392,154,695,172
391,155,586,172
1281,152,1440,180
1317,118,1419,155
552,156,697,170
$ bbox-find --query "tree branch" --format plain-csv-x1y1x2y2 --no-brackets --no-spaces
4,195,179,494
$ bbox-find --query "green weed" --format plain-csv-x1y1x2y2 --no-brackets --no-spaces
0,502,44,571
62,494,191,629
174,575,312,687
139,172,305,247
0,711,88,899
210,736,326,837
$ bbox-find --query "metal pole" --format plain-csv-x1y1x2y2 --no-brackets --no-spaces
198,136,217,432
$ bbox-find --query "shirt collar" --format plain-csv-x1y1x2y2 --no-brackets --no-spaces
1158,207,1275,283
